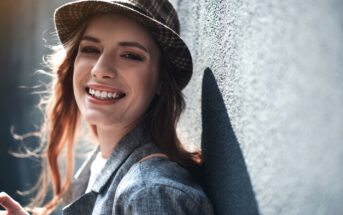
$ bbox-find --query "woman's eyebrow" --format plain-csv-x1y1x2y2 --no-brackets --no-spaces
118,41,149,54
81,35,100,43
80,36,149,54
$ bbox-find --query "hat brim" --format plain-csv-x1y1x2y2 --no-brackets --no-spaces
54,0,192,89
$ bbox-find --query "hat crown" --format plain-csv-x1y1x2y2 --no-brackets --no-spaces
113,0,180,33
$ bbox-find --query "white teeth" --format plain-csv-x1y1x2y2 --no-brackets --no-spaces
101,91,107,98
87,87,124,100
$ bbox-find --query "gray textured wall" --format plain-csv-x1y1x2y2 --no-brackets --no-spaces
170,0,343,214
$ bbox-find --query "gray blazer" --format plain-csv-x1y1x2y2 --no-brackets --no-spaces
61,126,214,215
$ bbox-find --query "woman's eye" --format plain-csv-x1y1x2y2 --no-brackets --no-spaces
80,46,100,54
121,53,143,61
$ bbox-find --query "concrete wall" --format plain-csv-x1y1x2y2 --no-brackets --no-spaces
170,0,343,214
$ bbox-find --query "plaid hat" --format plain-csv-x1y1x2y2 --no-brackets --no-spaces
54,0,192,89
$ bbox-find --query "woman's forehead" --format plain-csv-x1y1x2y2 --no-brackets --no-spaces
85,14,151,42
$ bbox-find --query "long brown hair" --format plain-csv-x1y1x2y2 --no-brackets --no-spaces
31,15,202,214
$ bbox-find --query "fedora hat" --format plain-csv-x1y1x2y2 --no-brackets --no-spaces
54,0,192,89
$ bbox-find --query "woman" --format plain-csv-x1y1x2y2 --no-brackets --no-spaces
0,0,214,214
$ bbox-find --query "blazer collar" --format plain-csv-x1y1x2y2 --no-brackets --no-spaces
89,124,149,193
62,146,98,205
63,124,149,204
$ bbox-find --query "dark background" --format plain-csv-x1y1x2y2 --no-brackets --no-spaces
0,0,67,205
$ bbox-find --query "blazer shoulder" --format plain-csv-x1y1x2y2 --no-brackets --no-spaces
115,157,209,204
113,157,215,214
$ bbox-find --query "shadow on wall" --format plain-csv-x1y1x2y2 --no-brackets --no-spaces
200,68,260,215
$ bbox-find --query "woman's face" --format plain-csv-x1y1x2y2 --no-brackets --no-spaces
73,14,160,130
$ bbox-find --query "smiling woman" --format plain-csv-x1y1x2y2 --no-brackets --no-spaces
0,0,214,214
73,14,161,141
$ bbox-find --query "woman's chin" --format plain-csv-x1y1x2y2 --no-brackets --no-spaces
84,113,117,127
85,113,136,131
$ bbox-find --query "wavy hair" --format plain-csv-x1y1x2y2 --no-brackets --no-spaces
30,15,202,214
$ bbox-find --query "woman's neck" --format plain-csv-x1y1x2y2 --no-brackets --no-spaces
96,124,131,159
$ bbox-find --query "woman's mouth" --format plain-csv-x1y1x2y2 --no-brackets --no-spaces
85,87,126,101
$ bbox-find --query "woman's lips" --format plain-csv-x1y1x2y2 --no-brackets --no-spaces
85,84,126,105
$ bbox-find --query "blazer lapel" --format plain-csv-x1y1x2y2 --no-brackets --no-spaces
62,191,97,215
91,125,149,193
62,125,153,214
62,147,99,206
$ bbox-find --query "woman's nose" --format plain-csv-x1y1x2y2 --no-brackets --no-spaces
91,54,117,79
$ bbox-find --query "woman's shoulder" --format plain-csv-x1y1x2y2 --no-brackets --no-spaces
113,157,214,214
114,157,213,211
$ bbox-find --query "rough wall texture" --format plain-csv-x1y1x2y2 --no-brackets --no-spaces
170,0,343,214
